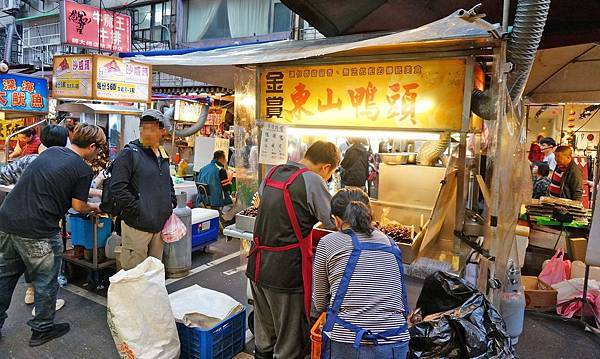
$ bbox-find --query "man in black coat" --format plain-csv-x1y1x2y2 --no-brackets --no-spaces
110,109,176,270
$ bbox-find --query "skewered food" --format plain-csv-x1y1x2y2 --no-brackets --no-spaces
239,206,258,217
374,222,413,244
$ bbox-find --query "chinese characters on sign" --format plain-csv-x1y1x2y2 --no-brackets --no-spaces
259,60,466,130
94,56,151,103
259,123,288,165
52,55,94,99
52,55,151,102
0,119,24,141
0,74,48,114
61,0,131,53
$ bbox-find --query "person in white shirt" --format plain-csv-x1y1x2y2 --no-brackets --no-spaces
539,137,557,172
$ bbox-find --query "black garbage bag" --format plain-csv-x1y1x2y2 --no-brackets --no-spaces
409,272,515,359
416,271,478,316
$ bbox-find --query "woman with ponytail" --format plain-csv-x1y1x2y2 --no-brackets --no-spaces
313,188,410,359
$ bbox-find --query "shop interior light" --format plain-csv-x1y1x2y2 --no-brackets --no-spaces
286,127,440,141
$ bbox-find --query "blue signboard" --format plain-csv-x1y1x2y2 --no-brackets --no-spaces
0,73,49,113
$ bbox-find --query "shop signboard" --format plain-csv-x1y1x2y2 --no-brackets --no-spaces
60,0,131,53
93,56,152,103
175,100,204,123
0,119,24,141
259,59,466,131
0,74,49,114
52,55,94,99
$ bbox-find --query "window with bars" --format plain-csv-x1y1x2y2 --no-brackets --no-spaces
131,1,170,46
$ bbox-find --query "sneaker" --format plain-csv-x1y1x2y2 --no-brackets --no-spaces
32,299,65,317
29,323,70,347
24,286,34,305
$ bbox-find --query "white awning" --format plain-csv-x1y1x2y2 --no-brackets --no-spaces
131,10,499,89
56,103,143,116
526,43,600,103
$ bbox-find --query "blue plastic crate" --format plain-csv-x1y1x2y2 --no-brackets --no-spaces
177,307,246,359
68,215,112,250
191,217,219,251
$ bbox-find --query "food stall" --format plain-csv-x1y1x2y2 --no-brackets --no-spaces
51,54,153,280
0,73,50,164
0,73,49,202
131,9,531,304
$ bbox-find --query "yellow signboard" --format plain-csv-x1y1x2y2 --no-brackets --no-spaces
94,55,152,103
259,59,466,130
52,55,94,99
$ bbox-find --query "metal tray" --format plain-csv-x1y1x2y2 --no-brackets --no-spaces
235,213,256,233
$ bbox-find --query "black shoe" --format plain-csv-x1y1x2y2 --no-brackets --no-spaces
29,323,70,347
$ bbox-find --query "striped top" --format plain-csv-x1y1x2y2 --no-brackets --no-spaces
312,229,410,345
549,167,564,197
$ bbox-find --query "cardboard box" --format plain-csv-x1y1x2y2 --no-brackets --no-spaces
529,224,565,250
569,238,588,262
522,276,557,310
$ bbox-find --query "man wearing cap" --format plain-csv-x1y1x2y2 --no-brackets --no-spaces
110,109,176,270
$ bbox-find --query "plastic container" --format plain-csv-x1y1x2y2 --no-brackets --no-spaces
68,215,112,250
191,208,220,251
177,307,246,359
310,312,326,359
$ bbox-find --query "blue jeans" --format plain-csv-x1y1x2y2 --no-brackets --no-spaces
328,340,409,359
0,231,63,332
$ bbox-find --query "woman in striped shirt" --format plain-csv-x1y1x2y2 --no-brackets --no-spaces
313,188,410,359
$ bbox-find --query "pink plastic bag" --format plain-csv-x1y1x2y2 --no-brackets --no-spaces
539,248,571,286
161,214,186,243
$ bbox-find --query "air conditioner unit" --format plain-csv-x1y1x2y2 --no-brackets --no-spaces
1,0,20,14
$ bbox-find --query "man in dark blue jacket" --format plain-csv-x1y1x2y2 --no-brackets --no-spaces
110,109,176,270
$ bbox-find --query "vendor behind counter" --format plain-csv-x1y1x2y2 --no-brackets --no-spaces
548,146,584,201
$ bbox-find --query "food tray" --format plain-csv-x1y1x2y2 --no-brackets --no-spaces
235,213,256,233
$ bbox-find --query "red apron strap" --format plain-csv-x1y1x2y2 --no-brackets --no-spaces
281,167,313,321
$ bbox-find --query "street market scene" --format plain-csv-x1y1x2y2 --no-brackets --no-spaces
1,0,600,358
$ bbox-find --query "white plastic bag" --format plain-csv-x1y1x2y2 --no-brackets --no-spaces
107,257,180,359
169,285,243,329
161,214,186,243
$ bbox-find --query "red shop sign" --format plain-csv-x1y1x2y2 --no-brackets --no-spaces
60,0,131,53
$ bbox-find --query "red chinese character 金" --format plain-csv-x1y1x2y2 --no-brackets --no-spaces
21,81,35,93
0,91,7,106
286,82,313,121
347,82,379,121
317,88,342,112
11,92,25,107
2,79,16,91
386,82,419,124
30,94,44,108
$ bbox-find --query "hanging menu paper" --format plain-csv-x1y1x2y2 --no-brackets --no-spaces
259,123,288,165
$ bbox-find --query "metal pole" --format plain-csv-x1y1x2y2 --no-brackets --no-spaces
502,0,510,34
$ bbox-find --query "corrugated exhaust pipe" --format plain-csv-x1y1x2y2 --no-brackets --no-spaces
3,23,14,63
162,105,209,138
506,0,551,102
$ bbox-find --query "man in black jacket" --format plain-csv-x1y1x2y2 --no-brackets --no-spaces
110,109,176,270
548,146,584,201
340,138,370,191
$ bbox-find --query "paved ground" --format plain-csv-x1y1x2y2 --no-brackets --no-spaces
1,236,599,358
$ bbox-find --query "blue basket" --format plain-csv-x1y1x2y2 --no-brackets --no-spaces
177,307,246,359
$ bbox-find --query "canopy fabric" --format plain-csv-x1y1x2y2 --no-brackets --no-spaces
526,43,600,103
131,10,498,89
56,103,143,116
281,0,600,49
